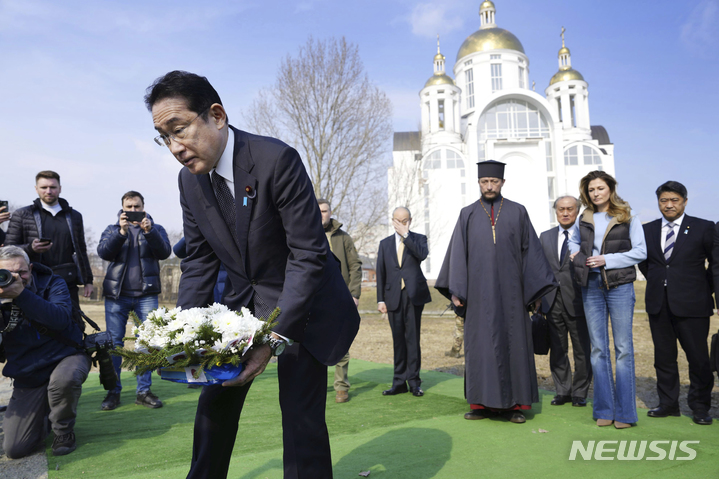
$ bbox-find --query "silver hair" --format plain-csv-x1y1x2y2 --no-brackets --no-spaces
0,245,31,265
552,195,581,209
392,206,412,219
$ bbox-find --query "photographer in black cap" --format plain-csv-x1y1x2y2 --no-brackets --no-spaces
0,245,90,458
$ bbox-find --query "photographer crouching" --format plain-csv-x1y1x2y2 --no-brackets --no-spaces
0,246,90,458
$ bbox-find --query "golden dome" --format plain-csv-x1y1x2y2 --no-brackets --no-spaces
425,73,455,88
434,52,445,61
456,27,525,61
549,68,585,85
480,0,495,9
558,46,570,55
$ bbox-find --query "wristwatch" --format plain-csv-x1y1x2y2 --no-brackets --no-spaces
267,336,287,357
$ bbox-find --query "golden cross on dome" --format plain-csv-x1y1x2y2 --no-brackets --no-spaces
560,26,566,46
437,34,440,53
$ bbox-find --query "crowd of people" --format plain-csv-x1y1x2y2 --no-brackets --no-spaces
0,69,717,479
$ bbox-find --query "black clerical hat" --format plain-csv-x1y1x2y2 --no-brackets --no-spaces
476,160,505,179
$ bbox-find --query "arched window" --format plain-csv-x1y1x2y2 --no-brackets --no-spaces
583,145,603,166
446,150,465,169
478,100,550,140
423,150,442,169
564,144,603,168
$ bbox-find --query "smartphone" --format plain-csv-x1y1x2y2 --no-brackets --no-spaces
124,211,146,223
0,200,8,211
38,237,53,244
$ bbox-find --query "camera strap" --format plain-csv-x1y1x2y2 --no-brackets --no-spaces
28,318,84,351
0,304,24,335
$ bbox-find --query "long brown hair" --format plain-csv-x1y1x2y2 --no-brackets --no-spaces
578,170,632,223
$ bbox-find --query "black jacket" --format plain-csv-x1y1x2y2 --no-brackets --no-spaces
5,198,93,285
573,209,636,288
638,215,715,317
97,212,171,299
376,231,432,311
540,226,584,317
1,263,84,388
176,126,360,366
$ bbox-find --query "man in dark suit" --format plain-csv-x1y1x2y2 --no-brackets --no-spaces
145,71,360,478
540,196,592,408
638,181,715,426
376,207,431,397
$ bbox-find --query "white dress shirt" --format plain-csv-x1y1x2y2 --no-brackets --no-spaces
210,128,235,198
660,213,685,252
557,224,574,260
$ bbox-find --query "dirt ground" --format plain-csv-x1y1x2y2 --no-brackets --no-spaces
2,303,718,478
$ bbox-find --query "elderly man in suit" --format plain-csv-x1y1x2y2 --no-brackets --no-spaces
376,207,431,397
145,71,360,479
540,196,592,407
638,181,715,426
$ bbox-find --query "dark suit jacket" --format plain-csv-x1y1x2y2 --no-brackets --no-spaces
540,226,583,317
376,231,432,311
714,222,719,300
638,215,715,318
177,126,360,366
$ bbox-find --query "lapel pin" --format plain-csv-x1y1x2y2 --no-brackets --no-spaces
245,186,256,199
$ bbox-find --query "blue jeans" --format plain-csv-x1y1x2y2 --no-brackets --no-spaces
582,273,637,424
105,295,158,394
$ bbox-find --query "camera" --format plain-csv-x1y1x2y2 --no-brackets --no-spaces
0,269,15,288
85,331,118,391
124,211,146,223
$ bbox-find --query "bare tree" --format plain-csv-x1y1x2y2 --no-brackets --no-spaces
245,36,393,243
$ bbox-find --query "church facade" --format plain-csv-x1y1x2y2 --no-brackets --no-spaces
389,0,615,279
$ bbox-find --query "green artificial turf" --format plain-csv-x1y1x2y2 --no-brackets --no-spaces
48,360,719,478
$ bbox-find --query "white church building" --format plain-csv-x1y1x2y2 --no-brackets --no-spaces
389,0,615,279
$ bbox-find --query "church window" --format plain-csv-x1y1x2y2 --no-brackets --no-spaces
583,145,602,166
465,60,473,66
446,150,464,169
490,54,501,60
545,141,553,171
478,100,550,140
518,66,525,89
423,184,430,197
547,177,556,200
461,183,466,195
423,150,442,169
570,96,577,127
564,145,578,165
438,99,445,130
424,210,429,220
460,169,465,177
491,64,503,91
465,69,475,109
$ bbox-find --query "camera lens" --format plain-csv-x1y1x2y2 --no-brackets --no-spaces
0,269,14,288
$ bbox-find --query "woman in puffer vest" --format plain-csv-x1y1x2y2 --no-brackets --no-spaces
568,170,647,429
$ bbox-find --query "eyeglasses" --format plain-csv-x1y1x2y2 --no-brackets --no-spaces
154,108,209,147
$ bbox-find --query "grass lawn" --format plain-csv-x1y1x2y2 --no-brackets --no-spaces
48,357,719,479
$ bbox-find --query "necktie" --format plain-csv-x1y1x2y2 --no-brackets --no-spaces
560,230,569,264
211,171,239,248
664,222,675,261
398,237,405,290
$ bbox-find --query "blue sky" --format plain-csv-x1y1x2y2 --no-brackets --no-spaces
1,0,717,241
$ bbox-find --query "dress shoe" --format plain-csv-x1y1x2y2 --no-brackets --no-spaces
551,395,572,406
464,410,489,420
410,387,424,397
136,390,163,409
335,390,349,403
101,392,120,411
692,412,713,425
571,397,587,407
614,421,632,429
596,419,613,427
382,384,408,396
502,411,526,424
647,406,680,418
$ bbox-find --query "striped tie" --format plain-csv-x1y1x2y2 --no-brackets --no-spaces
664,222,675,261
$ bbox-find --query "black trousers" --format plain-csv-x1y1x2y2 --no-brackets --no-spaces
649,290,713,414
186,343,331,479
387,287,423,389
547,292,592,398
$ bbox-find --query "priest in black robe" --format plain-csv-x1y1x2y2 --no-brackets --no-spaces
435,160,557,424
